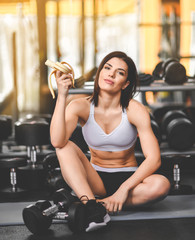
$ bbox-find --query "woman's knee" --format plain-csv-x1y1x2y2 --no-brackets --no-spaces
145,175,171,200
56,140,82,157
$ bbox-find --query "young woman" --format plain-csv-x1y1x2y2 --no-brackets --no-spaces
50,51,170,232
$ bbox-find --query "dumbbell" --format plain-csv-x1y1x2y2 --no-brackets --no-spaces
70,124,89,153
152,58,187,85
183,106,195,142
43,152,71,192
23,188,86,234
23,113,52,125
0,115,13,152
152,104,185,127
15,119,50,190
161,110,194,150
152,61,163,80
138,73,154,86
166,154,193,195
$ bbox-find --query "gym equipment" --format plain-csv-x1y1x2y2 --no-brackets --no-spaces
22,113,52,125
15,119,50,150
14,119,50,189
152,58,187,85
43,152,71,192
0,157,27,197
161,110,187,134
22,188,86,234
183,106,195,142
152,61,163,80
161,110,194,150
76,67,97,86
138,73,154,86
0,115,12,152
70,124,89,153
166,154,193,195
152,104,185,127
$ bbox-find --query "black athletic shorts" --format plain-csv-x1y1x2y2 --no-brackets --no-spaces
97,171,135,197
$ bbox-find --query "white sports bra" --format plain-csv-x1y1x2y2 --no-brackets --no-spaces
82,102,137,152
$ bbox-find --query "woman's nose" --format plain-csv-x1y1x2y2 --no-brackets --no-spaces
109,70,115,78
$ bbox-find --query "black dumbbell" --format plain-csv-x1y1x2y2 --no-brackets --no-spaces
152,58,187,85
43,152,71,192
162,58,187,85
166,154,193,195
22,188,86,234
138,73,154,86
183,106,195,142
161,110,194,150
152,104,185,127
152,61,163,80
70,124,89,153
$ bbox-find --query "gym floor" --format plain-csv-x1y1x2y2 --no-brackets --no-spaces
0,171,195,240
1,217,195,240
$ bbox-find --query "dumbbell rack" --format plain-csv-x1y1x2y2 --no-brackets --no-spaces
68,80,195,94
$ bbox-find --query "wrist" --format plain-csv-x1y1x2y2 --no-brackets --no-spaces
119,183,130,192
57,92,68,101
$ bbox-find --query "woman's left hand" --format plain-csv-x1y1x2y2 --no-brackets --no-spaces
98,186,129,213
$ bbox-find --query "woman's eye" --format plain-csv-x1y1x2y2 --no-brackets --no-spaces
118,71,125,76
105,66,110,70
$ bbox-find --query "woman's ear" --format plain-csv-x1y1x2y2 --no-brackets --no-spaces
122,81,130,90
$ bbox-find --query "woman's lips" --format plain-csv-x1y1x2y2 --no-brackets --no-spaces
104,79,114,85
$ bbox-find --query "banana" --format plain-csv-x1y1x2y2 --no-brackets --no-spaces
45,59,75,99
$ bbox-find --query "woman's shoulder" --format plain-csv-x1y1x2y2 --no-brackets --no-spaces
126,99,150,124
68,96,90,106
67,96,91,114
127,99,147,112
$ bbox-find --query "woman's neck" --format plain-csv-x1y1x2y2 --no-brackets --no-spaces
98,91,121,111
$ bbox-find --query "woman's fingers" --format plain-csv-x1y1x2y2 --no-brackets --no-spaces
56,70,61,78
57,73,73,87
118,203,123,212
103,200,122,214
113,203,119,213
46,60,75,98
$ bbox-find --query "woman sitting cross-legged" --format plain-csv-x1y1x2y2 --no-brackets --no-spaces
50,51,171,232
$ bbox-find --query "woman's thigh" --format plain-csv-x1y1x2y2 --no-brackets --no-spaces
56,141,107,197
125,174,170,207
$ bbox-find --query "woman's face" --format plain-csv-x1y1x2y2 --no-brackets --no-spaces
98,57,129,93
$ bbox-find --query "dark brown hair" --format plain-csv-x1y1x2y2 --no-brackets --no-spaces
91,51,139,110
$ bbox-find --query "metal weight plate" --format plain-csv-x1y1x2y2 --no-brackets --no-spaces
67,202,87,232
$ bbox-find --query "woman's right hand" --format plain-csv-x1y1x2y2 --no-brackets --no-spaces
56,70,73,97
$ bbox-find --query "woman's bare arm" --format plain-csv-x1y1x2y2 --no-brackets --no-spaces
120,100,161,191
50,70,79,148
